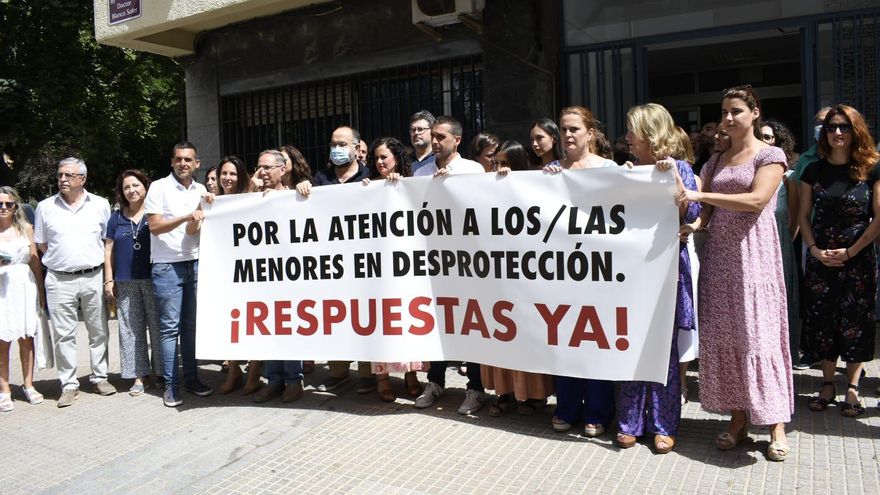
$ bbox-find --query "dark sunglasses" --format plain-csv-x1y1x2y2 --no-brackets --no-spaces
0,201,16,209
824,123,853,134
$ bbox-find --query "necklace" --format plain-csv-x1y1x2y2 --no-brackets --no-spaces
128,212,144,251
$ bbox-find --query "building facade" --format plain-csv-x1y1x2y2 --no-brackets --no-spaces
96,0,879,170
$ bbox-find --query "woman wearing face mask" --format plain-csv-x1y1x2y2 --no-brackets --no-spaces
799,105,880,418
361,137,425,401
615,104,700,454
0,186,46,411
104,170,162,395
678,85,793,462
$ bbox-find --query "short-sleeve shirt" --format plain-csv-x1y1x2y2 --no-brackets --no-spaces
34,191,110,272
144,173,206,263
106,210,151,280
800,158,880,199
413,154,484,176
313,163,369,186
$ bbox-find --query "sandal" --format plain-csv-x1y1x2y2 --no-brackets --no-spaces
654,434,675,454
376,376,396,403
129,382,145,396
808,381,836,411
584,423,605,437
404,372,422,397
551,416,572,432
715,419,749,451
22,386,44,405
767,441,790,461
840,384,865,417
616,433,637,449
489,395,515,417
0,392,12,412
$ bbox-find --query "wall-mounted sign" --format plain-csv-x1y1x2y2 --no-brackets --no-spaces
108,0,141,25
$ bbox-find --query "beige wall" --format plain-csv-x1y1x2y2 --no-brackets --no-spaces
94,0,332,56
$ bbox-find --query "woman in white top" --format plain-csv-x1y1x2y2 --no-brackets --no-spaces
0,186,46,411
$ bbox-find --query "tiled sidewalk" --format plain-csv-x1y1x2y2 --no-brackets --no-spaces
1,321,878,494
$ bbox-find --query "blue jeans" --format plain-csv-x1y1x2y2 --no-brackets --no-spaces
152,260,198,387
264,360,304,385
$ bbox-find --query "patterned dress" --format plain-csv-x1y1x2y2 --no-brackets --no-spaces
617,160,700,437
698,146,793,426
800,159,879,363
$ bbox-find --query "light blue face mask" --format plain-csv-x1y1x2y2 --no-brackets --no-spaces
329,146,351,166
813,125,822,143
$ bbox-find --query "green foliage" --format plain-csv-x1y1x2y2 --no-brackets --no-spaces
0,0,183,200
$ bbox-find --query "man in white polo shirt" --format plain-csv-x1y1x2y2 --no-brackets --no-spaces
412,116,487,415
145,141,212,407
413,116,484,177
34,157,114,407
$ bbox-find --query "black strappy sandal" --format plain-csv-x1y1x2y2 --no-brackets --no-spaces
840,384,865,417
808,381,836,411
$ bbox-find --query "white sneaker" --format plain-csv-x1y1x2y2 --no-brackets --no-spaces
414,382,443,408
457,389,485,415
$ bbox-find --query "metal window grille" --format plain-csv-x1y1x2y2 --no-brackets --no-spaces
220,55,484,174
822,13,879,136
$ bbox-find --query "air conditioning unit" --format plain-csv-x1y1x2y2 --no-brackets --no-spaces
411,0,484,28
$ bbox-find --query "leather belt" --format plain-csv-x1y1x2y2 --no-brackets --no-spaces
52,265,102,276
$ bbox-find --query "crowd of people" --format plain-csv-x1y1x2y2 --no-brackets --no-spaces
0,84,877,463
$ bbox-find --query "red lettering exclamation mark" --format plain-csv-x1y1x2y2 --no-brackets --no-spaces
615,307,629,351
230,309,241,343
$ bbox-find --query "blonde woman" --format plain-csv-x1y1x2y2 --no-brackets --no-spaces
0,187,46,411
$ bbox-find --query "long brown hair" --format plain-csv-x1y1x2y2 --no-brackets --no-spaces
817,105,879,181
279,145,312,186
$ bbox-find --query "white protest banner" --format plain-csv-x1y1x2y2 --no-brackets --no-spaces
196,167,680,383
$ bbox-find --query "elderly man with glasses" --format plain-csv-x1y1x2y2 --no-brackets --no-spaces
34,157,114,407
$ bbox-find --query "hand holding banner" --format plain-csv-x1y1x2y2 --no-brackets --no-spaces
196,167,680,383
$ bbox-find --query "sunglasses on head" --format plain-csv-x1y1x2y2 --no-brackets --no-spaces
824,123,853,134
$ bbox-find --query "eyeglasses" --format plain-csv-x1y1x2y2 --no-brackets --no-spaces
761,133,775,142
824,123,853,134
57,172,84,180
409,126,430,134
0,201,16,209
256,164,284,172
